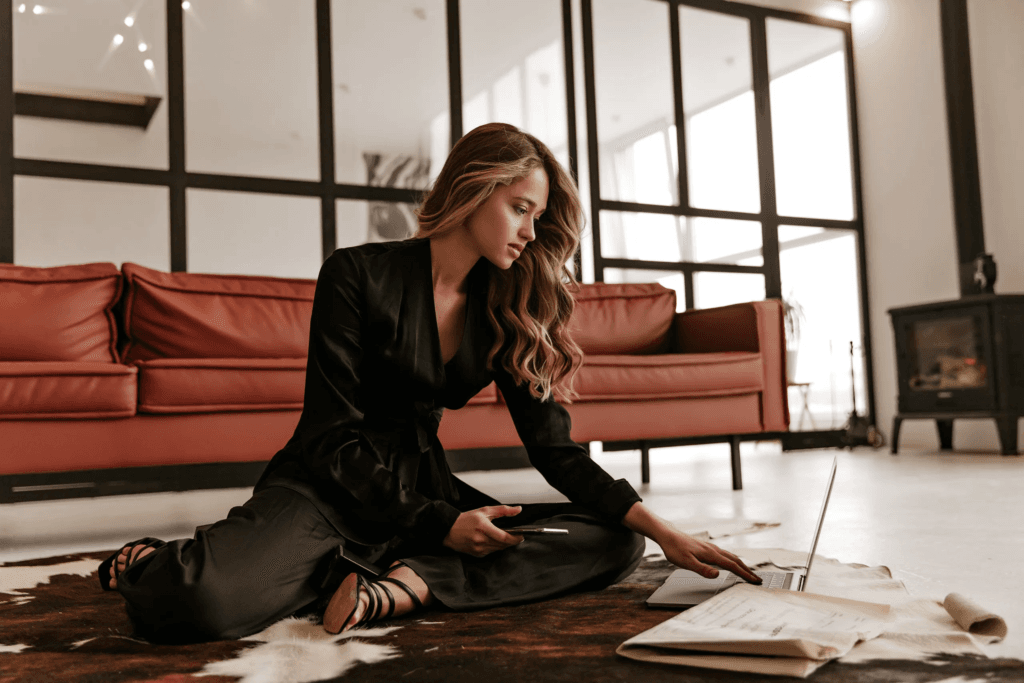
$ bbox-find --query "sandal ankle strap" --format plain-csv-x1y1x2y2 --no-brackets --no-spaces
377,576,423,611
372,580,397,621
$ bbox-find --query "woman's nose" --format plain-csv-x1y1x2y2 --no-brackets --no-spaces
520,221,536,242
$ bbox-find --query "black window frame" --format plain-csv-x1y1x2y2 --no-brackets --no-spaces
0,0,874,442
581,0,875,441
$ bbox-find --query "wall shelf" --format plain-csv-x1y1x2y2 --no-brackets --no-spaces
13,84,161,130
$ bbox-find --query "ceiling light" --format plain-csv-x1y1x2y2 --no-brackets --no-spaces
144,59,154,70
17,4,26,12
182,1,191,9
113,34,124,46
124,16,134,27
138,42,148,52
32,5,43,14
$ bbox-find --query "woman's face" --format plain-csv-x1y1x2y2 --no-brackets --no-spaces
465,166,548,270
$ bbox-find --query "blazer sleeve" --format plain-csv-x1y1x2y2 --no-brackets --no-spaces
298,249,461,544
493,366,641,523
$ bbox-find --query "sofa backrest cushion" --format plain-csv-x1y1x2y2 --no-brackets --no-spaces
569,282,676,355
0,262,122,362
120,263,317,363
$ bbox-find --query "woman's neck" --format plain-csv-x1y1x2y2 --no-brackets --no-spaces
428,230,479,295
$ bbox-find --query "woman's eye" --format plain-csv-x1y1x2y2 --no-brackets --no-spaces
515,207,528,216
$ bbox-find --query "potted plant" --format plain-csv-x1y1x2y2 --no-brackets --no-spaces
782,295,805,384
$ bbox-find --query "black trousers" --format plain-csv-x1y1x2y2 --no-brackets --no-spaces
114,486,645,643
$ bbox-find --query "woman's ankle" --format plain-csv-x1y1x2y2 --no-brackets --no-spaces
384,563,433,608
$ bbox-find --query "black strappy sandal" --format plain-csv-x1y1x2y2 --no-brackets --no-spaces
97,537,166,591
323,563,424,634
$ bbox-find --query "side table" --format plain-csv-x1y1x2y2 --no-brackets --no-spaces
788,382,816,431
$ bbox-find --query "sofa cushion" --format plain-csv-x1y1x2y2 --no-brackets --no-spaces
0,262,122,362
569,282,675,355
136,357,307,414
120,263,317,363
571,352,764,401
0,361,137,419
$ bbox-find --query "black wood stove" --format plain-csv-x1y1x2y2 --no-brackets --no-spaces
889,295,1024,455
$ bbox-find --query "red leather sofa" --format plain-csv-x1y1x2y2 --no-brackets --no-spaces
0,260,788,503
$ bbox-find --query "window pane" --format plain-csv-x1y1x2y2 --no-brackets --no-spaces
185,2,319,180
679,6,759,213
599,212,762,266
336,199,419,251
13,1,168,169
693,272,765,310
461,0,568,157
767,19,854,220
333,0,448,189
604,268,685,313
600,211,681,262
187,190,321,278
779,226,866,430
593,0,676,205
14,177,169,269
687,217,762,266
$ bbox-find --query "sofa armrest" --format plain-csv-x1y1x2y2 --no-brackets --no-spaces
671,300,789,432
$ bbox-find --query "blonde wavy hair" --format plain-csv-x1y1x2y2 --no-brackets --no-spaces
414,122,584,403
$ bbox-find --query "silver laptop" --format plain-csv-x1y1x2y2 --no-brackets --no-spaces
646,455,838,608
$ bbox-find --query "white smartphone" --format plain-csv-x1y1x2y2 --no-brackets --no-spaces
505,527,570,535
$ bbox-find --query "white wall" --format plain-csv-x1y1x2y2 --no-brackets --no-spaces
851,0,1024,452
968,0,1024,295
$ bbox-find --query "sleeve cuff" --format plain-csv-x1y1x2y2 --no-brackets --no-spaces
415,500,463,545
599,479,643,523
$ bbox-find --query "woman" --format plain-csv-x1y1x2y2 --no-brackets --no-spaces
99,123,760,642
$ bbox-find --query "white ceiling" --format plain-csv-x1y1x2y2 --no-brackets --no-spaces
12,0,847,152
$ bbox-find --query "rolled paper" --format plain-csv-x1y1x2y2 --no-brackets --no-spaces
943,593,1008,641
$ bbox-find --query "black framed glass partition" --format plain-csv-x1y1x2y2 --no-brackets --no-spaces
581,0,873,441
1,0,873,443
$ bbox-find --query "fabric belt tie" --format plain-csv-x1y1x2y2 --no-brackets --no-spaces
386,402,457,505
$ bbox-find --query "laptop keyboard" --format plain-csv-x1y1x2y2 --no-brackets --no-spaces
755,571,788,589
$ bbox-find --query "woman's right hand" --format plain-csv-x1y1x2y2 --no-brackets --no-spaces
442,505,525,557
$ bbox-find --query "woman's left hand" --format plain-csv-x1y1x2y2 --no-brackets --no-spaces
622,501,762,584
657,529,762,584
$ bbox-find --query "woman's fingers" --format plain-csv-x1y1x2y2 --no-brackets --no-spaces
482,505,522,519
482,523,524,548
663,534,762,584
696,545,762,584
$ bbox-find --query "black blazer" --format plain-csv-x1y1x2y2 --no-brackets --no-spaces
255,238,640,548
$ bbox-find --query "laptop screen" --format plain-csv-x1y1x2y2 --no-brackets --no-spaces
799,456,838,591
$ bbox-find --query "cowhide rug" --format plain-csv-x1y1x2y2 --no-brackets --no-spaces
2,551,1022,683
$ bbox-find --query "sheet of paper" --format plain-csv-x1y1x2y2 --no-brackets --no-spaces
623,583,891,660
621,549,1011,676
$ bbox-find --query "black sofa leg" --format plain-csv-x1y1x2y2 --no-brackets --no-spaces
936,419,954,450
995,417,1019,456
730,436,743,491
640,442,650,484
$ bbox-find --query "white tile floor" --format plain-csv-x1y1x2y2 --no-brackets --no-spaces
2,443,1021,659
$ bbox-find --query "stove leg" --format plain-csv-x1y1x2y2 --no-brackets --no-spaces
995,417,1020,456
936,419,954,450
891,417,903,455
640,442,650,484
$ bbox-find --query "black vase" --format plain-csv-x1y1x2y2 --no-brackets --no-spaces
972,253,997,294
